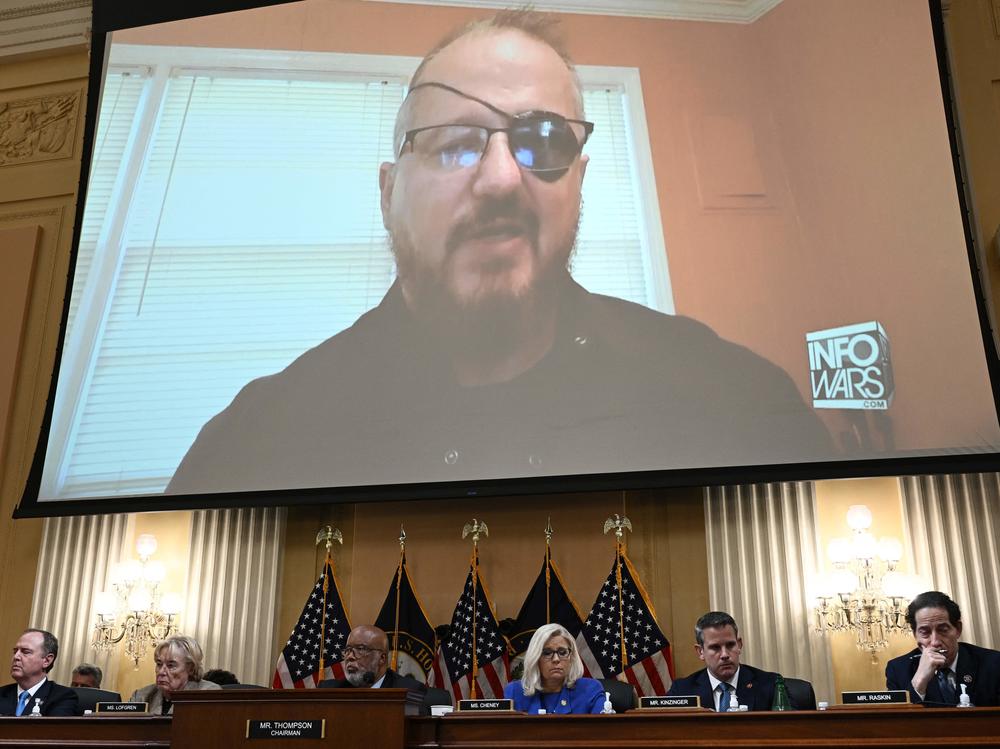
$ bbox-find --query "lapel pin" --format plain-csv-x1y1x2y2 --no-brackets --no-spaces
963,675,972,684
560,699,567,706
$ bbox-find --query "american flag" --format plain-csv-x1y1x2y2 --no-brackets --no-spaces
580,550,674,696
273,560,352,688
429,557,510,700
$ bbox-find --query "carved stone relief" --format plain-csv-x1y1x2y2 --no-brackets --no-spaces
0,91,79,167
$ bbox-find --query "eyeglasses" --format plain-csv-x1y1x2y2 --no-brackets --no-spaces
401,115,593,182
399,81,594,183
341,645,385,659
540,647,572,660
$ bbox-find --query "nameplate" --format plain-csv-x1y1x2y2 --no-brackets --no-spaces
458,699,513,711
96,702,146,713
841,690,910,705
246,720,325,739
640,695,702,709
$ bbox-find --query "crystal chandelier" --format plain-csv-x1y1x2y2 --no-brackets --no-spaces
92,533,183,667
813,505,921,659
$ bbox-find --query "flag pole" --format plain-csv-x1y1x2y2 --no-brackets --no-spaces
603,514,632,673
392,526,406,672
544,517,553,623
462,518,488,699
315,525,343,677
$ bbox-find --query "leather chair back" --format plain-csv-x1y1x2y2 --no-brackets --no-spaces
598,678,638,713
784,677,816,711
73,687,121,714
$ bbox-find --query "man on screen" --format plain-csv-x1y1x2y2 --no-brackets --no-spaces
168,10,830,495
885,591,1000,706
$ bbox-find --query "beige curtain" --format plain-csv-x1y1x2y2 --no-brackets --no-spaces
705,482,835,703
29,514,128,688
183,507,285,687
899,472,1000,649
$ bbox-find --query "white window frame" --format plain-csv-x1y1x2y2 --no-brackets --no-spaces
578,63,673,315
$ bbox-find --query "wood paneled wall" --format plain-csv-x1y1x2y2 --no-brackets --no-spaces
0,47,90,659
276,488,710,679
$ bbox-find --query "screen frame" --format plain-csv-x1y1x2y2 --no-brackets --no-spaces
13,0,1000,518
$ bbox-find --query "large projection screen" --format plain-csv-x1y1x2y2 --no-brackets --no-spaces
16,0,1000,516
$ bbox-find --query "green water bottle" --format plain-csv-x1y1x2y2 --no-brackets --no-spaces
771,675,792,711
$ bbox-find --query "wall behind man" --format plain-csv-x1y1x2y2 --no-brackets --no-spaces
752,0,995,455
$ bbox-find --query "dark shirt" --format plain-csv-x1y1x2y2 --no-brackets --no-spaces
169,278,831,494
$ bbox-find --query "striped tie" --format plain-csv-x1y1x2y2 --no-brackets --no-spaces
719,682,732,712
937,668,957,704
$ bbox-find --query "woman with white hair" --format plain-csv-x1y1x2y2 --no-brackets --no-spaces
129,635,221,714
503,623,604,714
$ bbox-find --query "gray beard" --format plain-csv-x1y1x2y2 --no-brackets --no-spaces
388,225,579,356
346,669,375,687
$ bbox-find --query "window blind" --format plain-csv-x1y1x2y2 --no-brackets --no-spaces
575,85,652,308
68,69,149,338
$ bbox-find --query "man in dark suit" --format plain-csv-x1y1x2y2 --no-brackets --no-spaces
666,611,780,712
885,591,1000,707
318,625,449,714
0,629,78,716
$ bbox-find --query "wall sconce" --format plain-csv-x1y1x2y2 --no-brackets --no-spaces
92,534,182,667
813,505,921,659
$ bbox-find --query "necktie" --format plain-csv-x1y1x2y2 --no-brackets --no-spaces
15,691,31,717
718,682,732,712
937,668,957,704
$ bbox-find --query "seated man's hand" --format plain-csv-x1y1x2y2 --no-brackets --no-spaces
911,647,947,698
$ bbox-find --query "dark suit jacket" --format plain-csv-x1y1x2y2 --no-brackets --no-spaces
317,669,451,715
666,665,779,712
0,679,79,716
885,642,1000,707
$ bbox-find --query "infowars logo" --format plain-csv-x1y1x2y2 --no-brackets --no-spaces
806,321,894,410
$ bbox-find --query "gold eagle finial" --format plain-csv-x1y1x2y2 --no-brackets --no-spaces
602,514,632,541
462,519,489,544
316,525,343,552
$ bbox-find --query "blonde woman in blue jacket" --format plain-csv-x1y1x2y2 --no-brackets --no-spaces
504,623,604,714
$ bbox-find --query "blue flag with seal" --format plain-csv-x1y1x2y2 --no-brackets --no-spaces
375,549,437,682
509,544,598,678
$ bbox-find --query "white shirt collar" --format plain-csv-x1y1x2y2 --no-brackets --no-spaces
17,676,47,699
707,667,740,693
371,673,387,689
